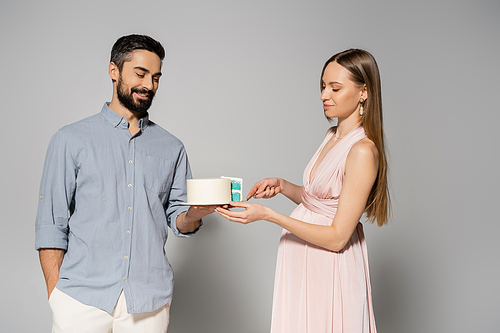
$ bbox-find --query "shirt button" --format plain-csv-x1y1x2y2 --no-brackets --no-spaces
122,120,126,124
128,206,132,211
40,195,43,200
129,139,133,143
122,276,126,281
128,160,133,164
128,184,132,188
126,230,131,234
124,255,129,260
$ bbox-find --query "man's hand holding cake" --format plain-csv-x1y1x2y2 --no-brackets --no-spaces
176,205,218,234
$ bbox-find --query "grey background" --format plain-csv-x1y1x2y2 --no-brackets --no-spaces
1,0,499,332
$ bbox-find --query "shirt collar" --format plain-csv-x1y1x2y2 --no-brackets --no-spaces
101,102,150,131
138,115,150,131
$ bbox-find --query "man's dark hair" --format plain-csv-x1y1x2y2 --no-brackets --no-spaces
110,34,165,71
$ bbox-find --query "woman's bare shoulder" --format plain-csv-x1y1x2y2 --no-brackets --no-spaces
348,138,378,165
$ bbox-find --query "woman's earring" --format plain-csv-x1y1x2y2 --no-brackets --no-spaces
359,98,365,116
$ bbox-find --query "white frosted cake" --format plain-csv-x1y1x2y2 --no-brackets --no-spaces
221,176,243,202
186,178,231,205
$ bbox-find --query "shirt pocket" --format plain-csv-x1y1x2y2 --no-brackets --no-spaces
143,156,175,194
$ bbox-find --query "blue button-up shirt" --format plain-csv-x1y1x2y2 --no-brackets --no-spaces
35,103,197,314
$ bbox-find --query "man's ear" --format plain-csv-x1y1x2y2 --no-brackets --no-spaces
109,62,119,82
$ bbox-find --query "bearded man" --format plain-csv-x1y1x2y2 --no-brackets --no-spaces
35,34,215,332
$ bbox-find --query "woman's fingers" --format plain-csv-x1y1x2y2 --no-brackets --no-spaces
247,182,261,200
257,185,269,198
216,207,250,224
228,201,250,208
217,202,262,223
247,178,281,200
259,185,277,199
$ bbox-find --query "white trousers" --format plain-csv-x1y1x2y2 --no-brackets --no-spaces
49,287,171,333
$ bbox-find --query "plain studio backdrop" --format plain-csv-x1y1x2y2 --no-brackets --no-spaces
1,0,499,332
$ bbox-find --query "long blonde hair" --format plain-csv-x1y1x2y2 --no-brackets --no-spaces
321,49,391,226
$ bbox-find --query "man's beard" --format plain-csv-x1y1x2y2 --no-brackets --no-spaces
117,76,155,114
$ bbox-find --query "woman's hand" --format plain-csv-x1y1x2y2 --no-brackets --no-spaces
216,201,272,224
247,178,282,200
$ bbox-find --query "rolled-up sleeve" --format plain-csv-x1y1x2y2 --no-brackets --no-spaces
35,129,77,250
165,146,201,237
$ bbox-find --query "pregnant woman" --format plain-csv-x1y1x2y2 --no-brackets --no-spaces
217,48,390,332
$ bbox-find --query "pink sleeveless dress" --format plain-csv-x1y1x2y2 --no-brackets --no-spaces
270,126,377,333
